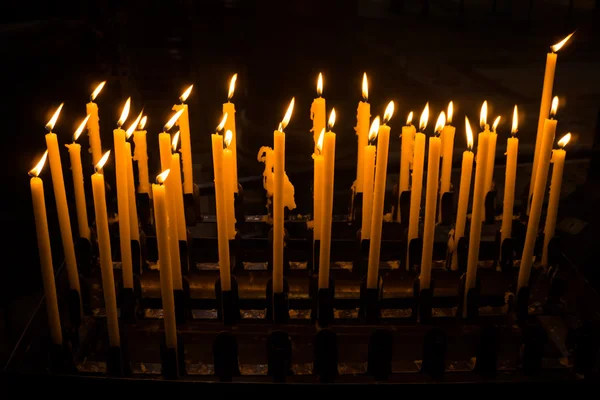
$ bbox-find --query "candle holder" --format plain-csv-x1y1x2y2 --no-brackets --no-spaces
308,237,320,273
229,231,243,272
160,333,186,379
174,277,191,324
234,183,245,230
520,324,547,375
131,239,142,275
359,276,381,323
106,331,131,377
136,193,152,232
311,276,335,327
212,331,240,382
266,277,290,323
414,278,435,323
267,330,293,382
454,236,469,272
367,329,393,381
75,237,93,277
183,192,197,226
407,238,423,272
474,324,498,378
421,328,447,380
267,227,290,272
119,275,141,323
179,238,189,276
499,237,514,271
353,232,369,277
439,191,454,225
351,191,363,225
215,276,241,324
458,273,481,320
399,191,411,225
313,329,338,383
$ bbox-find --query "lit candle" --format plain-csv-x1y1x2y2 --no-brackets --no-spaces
152,170,178,350
125,112,143,242
171,131,188,241
173,85,194,194
211,114,232,291
86,81,106,168
451,118,474,271
484,116,500,194
361,119,379,240
113,98,134,290
366,102,394,289
273,99,295,293
159,109,186,291
313,129,325,240
223,129,237,238
529,32,574,212
398,112,415,222
311,73,326,154
439,102,455,197
66,115,91,240
501,106,519,245
478,101,491,220
44,104,81,294
223,74,239,191
355,73,370,192
519,97,559,291
542,133,570,267
29,151,63,345
133,115,150,194
420,112,444,290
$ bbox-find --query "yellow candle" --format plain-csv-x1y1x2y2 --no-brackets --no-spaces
173,85,194,194
171,132,188,241
501,106,519,244
86,82,105,168
439,102,455,196
361,125,377,240
113,99,133,289
223,74,239,191
152,170,178,349
125,142,139,241
478,101,491,220
542,133,570,267
44,104,80,294
223,130,237,239
92,151,121,347
133,116,150,194
485,116,500,194
313,130,324,240
355,73,370,192
311,73,326,154
66,115,91,240
29,152,63,345
451,120,474,271
420,113,444,290
398,113,415,222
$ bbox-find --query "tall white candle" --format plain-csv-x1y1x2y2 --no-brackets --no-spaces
501,106,520,245
173,85,194,194
125,112,143,242
313,129,325,240
223,74,239,191
398,112,415,222
355,73,370,192
311,73,326,154
439,102,455,197
66,115,91,240
133,116,150,194
484,116,500,194
361,120,378,240
86,82,105,168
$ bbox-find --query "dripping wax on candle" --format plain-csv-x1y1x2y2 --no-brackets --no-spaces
66,114,91,241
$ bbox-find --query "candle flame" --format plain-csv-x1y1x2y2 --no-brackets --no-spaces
180,85,193,103
139,115,147,130
492,116,501,132
407,111,413,126
551,31,575,53
550,96,559,117
73,115,91,142
126,111,143,139
557,133,571,148
328,108,336,130
117,98,131,128
479,100,488,129
383,101,395,124
228,74,237,100
279,97,295,131
435,111,446,135
317,73,323,96
419,103,429,132
164,108,185,132
216,112,228,132
156,169,170,184
90,81,106,101
317,128,325,153
224,129,233,148
511,105,518,135
368,116,380,143
29,151,48,177
362,73,368,101
172,131,180,151
447,101,453,124
465,116,474,151
45,103,64,132
95,150,110,173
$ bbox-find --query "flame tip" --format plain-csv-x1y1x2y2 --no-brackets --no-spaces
29,150,49,177
95,150,111,172
558,132,571,148
551,31,575,52
180,85,193,102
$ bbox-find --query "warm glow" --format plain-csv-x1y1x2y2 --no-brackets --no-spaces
368,116,380,143
172,131,180,151
492,116,501,132
90,81,106,101
216,112,228,132
435,111,446,134
29,151,48,177
479,100,488,129
126,111,143,139
228,74,237,100
139,116,147,130
156,169,170,184
117,97,131,128
447,101,453,124
419,103,429,132
279,97,295,131
224,129,233,148
362,73,368,101
550,96,559,117
383,101,395,124
317,73,323,96
45,103,64,132
407,111,414,126
180,85,193,102
551,31,575,53
557,133,571,148
73,115,91,142
465,116,474,151
95,150,110,172
317,128,325,153
328,108,336,130
164,108,185,132
511,105,518,135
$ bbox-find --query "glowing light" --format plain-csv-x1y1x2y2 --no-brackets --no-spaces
117,98,131,128
279,97,295,131
29,151,48,177
551,31,575,53
480,100,488,129
180,85,193,102
368,116,380,143
45,103,64,132
317,128,325,153
228,75,237,100
172,131,180,152
550,96,559,118
406,111,413,126
492,116,501,132
557,133,571,148
419,103,429,132
224,129,233,148
156,169,170,184
126,111,143,139
447,101,453,124
511,105,518,135
90,81,106,101
362,73,368,101
139,116,147,130
383,101,395,124
465,116,474,151
73,115,91,142
164,108,185,132
95,150,110,173
328,108,336,130
216,113,228,132
435,111,446,134
317,73,323,96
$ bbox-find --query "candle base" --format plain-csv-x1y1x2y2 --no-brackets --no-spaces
473,325,498,378
66,288,82,328
455,236,469,272
267,331,292,382
439,191,454,225
359,276,381,324
119,287,139,323
421,328,447,380
179,239,189,276
313,329,338,383
312,278,335,327
407,238,423,272
392,183,400,222
484,190,497,224
229,231,243,272
213,331,240,381
136,192,152,232
367,330,393,381
48,342,75,373
160,333,186,379
520,324,547,376
234,183,245,230
267,227,290,272
106,345,130,377
458,273,481,320
131,239,142,275
351,191,363,225
399,190,411,225
75,237,93,277
353,233,369,276
266,278,289,323
414,278,435,324
499,237,514,271
516,286,531,322
215,276,241,324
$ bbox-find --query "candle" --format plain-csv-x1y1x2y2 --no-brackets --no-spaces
366,103,394,289
86,81,105,168
273,98,295,294
361,119,379,240
519,97,559,291
223,74,239,191
478,101,491,220
318,108,337,289
211,113,231,291
313,129,324,240
133,116,150,194
311,73,326,154
528,32,574,212
113,98,134,290
159,108,186,291
44,104,80,294
419,112,444,290
173,85,194,194
398,112,415,222
451,118,475,271
501,106,519,245
29,151,63,345
542,133,570,267
125,112,142,242
91,151,121,347
152,170,178,349
223,129,237,238
171,132,188,241
66,115,91,240
355,73,370,192
439,102,455,197
484,116,500,194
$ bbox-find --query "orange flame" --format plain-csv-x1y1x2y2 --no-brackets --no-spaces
511,105,518,135
90,81,106,101
45,103,64,132
117,98,131,128
550,96,559,118
216,113,228,132
362,73,368,101
557,133,571,148
551,31,575,53
492,116,501,132
328,108,336,130
480,100,488,129
139,116,147,130
317,128,325,153
126,111,143,139
435,111,446,134
447,101,453,124
465,116,474,151
180,85,193,102
73,115,91,142
368,116,380,143
29,151,48,177
164,108,185,132
279,97,295,131
383,101,395,124
228,75,237,100
95,150,110,173
172,131,180,152
317,73,323,97
419,103,429,132
224,129,233,148
406,111,413,126
156,169,170,184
